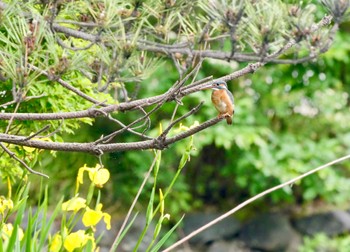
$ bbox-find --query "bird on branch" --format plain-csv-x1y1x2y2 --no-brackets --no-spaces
208,80,235,125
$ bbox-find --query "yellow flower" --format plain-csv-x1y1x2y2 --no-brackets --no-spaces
0,196,13,215
77,164,110,188
82,203,111,230
49,233,62,252
23,145,36,153
1,223,24,241
175,121,200,132
62,197,86,212
63,230,95,252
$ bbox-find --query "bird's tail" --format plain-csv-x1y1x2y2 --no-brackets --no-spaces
226,116,232,125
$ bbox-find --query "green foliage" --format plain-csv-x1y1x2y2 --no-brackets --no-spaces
300,233,350,252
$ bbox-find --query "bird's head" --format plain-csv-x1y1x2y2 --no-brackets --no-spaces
201,80,228,91
211,80,228,90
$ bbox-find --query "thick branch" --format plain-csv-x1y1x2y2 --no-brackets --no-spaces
0,117,223,153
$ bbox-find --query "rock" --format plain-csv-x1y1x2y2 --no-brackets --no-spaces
183,213,241,244
293,210,350,236
207,240,251,252
172,245,205,252
238,212,301,251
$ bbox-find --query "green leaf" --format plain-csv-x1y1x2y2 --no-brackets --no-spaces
150,215,184,252
38,198,64,250
146,187,155,226
110,213,139,252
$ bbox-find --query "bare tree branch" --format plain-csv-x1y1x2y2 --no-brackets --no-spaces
94,103,162,145
0,94,46,108
51,23,99,42
0,117,223,153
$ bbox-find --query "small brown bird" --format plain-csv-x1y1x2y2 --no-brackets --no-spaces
210,80,235,125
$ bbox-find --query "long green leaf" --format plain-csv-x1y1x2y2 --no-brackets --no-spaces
23,207,33,251
150,215,184,252
38,198,64,250
7,189,28,252
110,212,139,252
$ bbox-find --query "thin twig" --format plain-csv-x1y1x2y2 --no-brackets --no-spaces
162,153,350,252
0,94,47,108
171,53,185,78
0,142,49,178
40,119,64,138
29,64,105,106
136,106,152,132
184,76,213,90
169,103,180,124
159,102,204,140
5,102,21,134
56,36,96,51
107,115,153,140
94,103,163,144
21,125,51,141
